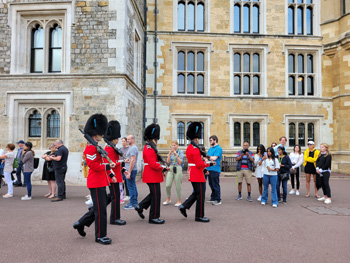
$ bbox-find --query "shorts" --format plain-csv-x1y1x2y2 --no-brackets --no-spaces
237,169,252,184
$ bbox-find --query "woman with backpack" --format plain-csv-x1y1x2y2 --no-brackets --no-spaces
21,142,35,201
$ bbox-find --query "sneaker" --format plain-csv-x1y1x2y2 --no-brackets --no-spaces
278,199,282,203
21,195,32,201
206,199,215,203
212,201,222,205
324,199,332,204
247,196,252,202
261,202,266,205
3,194,13,198
257,196,262,202
163,200,172,205
120,199,125,204
289,190,295,195
283,201,287,204
123,196,130,201
123,204,135,210
296,191,300,196
174,203,181,207
272,204,278,208
317,197,326,201
235,195,242,200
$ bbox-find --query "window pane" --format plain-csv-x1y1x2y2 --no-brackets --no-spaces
253,122,260,146
243,5,250,33
306,0,312,3
197,51,204,71
186,122,192,145
178,51,185,70
289,0,294,3
288,7,294,34
178,74,185,93
197,74,204,94
51,26,62,48
289,76,295,95
306,7,313,35
243,53,250,72
178,2,185,30
197,3,204,31
297,7,303,35
33,27,44,48
187,74,194,93
253,53,259,72
308,123,314,142
243,75,250,95
234,75,241,95
50,49,62,72
298,54,304,73
29,110,42,137
187,51,194,71
307,54,313,73
177,122,185,146
307,76,314,95
199,122,204,146
253,5,259,33
288,54,295,73
243,122,250,144
234,4,241,33
298,76,304,95
289,123,296,147
34,49,44,72
47,110,60,138
187,2,195,31
297,0,303,3
253,75,260,95
298,123,305,146
234,53,241,72
234,122,241,146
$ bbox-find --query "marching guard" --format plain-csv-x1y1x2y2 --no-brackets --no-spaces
134,123,169,224
178,122,213,223
73,114,117,245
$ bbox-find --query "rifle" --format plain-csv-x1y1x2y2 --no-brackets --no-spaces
79,129,116,179
103,138,128,160
147,141,169,171
189,139,214,166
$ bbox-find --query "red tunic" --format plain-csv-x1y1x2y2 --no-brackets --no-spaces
104,145,123,183
186,144,209,183
142,144,164,183
84,144,109,188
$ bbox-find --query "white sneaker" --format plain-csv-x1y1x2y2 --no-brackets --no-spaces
261,202,266,206
3,194,13,198
296,191,300,196
317,197,326,201
257,196,261,202
174,203,181,207
163,200,172,205
324,199,332,204
272,204,278,208
21,195,32,200
289,190,295,195
123,196,130,201
85,199,93,205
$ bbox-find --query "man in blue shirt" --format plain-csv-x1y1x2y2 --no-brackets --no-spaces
206,135,223,205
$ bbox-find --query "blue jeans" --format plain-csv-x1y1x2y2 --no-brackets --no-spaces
23,172,32,197
208,171,221,201
277,175,288,202
261,174,278,206
127,170,138,206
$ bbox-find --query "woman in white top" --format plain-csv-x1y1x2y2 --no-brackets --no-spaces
254,144,266,202
289,145,304,196
1,144,16,198
260,147,280,207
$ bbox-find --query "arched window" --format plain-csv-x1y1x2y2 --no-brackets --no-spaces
297,7,303,35
298,123,305,146
197,74,204,94
177,74,185,93
234,53,241,72
197,51,204,71
187,74,194,93
243,122,250,144
298,76,304,95
253,75,260,95
253,53,260,72
199,122,204,146
243,4,250,33
307,76,314,95
197,2,205,31
234,4,241,33
307,55,313,73
298,54,304,73
289,76,295,95
308,123,314,142
178,51,185,70
187,2,195,31
288,7,294,34
243,53,250,72
243,75,250,95
252,5,259,33
288,54,295,73
178,2,185,31
49,24,62,73
177,122,185,146
289,122,296,147
234,122,241,146
47,110,60,138
187,51,195,71
306,7,313,35
253,122,260,146
234,75,241,95
31,24,44,73
29,110,42,137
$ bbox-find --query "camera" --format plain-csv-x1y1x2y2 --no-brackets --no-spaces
173,166,177,173
242,149,248,154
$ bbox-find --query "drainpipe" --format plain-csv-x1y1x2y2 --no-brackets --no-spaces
142,0,148,145
153,0,158,124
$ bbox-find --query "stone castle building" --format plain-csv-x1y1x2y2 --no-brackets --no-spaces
145,0,350,174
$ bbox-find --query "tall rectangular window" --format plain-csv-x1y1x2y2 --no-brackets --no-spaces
233,0,261,34
234,120,261,147
177,0,205,32
288,0,314,36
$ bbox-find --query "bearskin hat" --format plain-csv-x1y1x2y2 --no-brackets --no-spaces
186,122,202,140
105,120,121,141
144,123,160,141
84,114,108,136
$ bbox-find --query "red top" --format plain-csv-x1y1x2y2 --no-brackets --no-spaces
104,145,123,183
142,144,164,183
84,144,109,188
186,144,209,183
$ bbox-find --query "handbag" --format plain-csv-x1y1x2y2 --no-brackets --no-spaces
289,155,300,175
278,172,289,181
13,158,19,169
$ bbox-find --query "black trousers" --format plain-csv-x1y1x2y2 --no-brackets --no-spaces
54,166,67,199
182,182,205,218
139,183,161,219
290,168,300,190
320,172,331,198
108,183,121,221
78,187,108,238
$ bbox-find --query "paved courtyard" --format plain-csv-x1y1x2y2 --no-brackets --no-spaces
1,176,350,263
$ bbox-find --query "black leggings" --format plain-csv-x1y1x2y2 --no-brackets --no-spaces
290,168,300,190
320,171,331,198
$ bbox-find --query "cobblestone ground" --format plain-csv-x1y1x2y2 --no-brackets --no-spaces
1,177,349,263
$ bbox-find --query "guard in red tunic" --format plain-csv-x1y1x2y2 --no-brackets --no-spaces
178,122,213,223
104,120,127,225
134,123,169,224
73,114,117,245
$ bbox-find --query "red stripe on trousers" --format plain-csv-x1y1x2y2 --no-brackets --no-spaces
96,188,100,238
112,183,117,220
200,183,203,218
154,184,157,218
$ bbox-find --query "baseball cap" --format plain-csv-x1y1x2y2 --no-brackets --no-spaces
17,140,25,144
307,141,315,145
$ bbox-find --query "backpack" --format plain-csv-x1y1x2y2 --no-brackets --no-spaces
34,158,40,169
